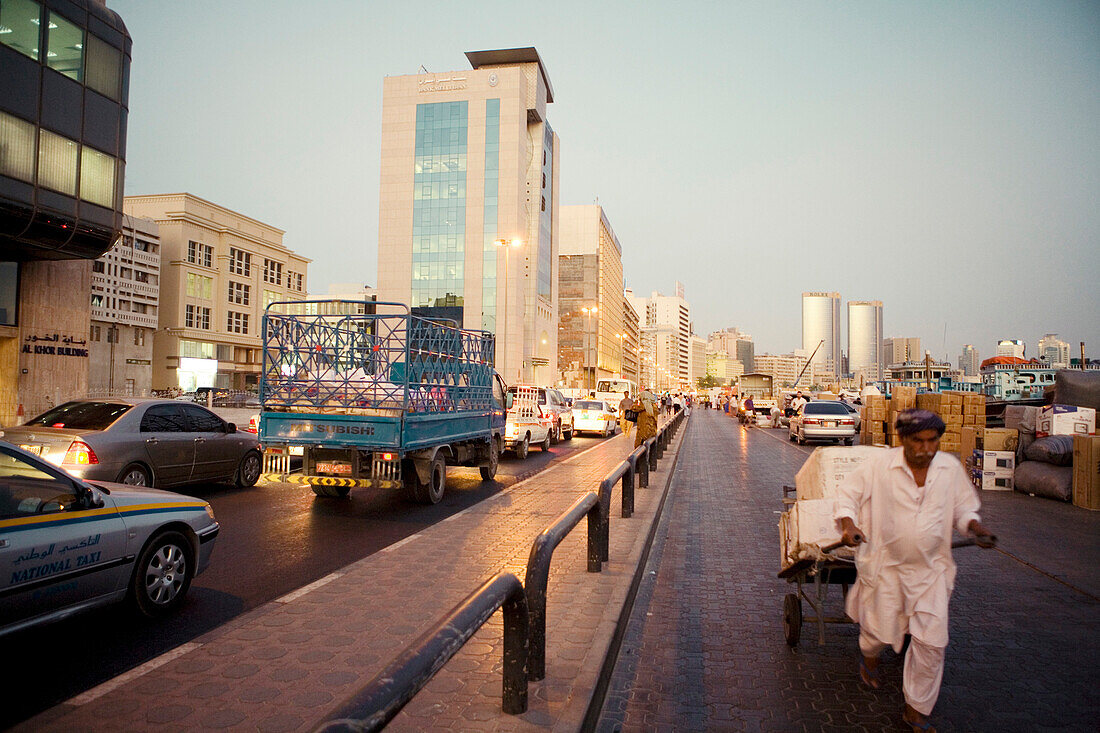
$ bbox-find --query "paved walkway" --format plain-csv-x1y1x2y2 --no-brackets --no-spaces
22,417,687,732
597,410,1100,731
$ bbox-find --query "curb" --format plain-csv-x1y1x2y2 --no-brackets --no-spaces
581,414,691,730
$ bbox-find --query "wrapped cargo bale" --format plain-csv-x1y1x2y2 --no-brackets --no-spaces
1053,370,1100,412
795,445,886,500
1024,435,1075,466
1004,405,1040,434
1014,461,1074,502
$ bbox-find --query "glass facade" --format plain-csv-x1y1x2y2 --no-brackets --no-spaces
411,101,467,310
537,123,554,300
481,98,500,332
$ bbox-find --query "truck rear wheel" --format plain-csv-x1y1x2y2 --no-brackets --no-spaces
479,438,499,481
406,455,445,504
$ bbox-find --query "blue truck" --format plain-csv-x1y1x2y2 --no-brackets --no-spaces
258,301,511,504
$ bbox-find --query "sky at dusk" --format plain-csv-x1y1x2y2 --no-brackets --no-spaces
110,0,1100,363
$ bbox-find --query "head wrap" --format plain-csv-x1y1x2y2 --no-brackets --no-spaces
895,408,945,437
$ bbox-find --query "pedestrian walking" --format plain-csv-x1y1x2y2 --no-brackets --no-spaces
632,384,658,449
618,390,633,437
834,409,996,733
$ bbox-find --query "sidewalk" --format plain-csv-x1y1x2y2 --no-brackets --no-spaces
597,410,1100,731
23,418,687,732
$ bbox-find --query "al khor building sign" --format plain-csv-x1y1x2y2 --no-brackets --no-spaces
21,333,89,358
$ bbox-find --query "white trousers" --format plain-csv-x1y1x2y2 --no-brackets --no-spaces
860,627,946,716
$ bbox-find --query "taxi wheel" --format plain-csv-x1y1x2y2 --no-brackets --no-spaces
515,435,529,460
119,463,152,487
551,421,561,443
235,451,262,488
540,431,552,452
131,530,194,618
479,438,499,481
563,425,573,440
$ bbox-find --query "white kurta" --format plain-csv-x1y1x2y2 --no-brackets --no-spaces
833,448,981,651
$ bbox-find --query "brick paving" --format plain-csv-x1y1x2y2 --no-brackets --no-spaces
21,416,687,733
597,410,1100,732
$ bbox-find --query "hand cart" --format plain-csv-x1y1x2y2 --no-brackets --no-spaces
777,484,995,648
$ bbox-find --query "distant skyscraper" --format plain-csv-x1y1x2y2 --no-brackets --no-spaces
802,292,841,378
847,300,883,381
708,327,754,372
996,339,1026,359
884,337,922,365
958,344,980,376
1038,334,1070,367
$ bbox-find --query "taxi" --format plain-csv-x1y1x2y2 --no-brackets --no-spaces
0,440,219,638
572,399,619,437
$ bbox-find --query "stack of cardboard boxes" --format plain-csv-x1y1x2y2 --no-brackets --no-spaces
912,390,985,455
962,426,1020,491
1073,435,1100,511
860,394,887,446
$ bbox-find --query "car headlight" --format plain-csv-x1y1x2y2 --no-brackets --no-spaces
205,504,216,522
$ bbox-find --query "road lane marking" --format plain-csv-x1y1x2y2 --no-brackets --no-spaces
67,642,203,706
275,571,344,603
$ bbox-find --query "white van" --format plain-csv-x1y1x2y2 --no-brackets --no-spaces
595,378,635,406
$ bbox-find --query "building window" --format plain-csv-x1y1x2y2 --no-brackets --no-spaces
263,259,282,285
288,272,303,292
0,0,42,61
79,146,116,208
0,111,36,182
38,129,78,195
179,340,214,359
186,273,212,299
227,311,249,334
185,304,210,330
229,247,251,276
263,290,280,309
46,10,83,81
89,324,100,342
92,260,105,273
228,281,250,305
133,328,145,346
187,241,213,268
84,32,121,101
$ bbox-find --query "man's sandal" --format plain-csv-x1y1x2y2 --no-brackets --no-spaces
858,657,882,689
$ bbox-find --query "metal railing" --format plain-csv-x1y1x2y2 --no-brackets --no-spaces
317,572,530,732
316,409,688,727
524,491,602,681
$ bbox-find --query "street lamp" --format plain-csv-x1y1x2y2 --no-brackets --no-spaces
494,238,522,381
581,306,598,390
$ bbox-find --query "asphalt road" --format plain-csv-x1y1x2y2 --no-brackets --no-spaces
3,431,609,729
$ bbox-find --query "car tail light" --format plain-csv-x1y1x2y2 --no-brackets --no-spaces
803,418,821,425
63,440,99,465
840,419,854,425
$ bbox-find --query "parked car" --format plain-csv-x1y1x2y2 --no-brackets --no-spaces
0,440,220,637
0,399,263,489
572,400,618,437
788,400,857,445
507,386,574,442
504,386,553,458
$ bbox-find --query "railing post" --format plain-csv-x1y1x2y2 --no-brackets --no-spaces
638,446,649,488
501,588,529,713
646,437,657,472
621,463,634,518
524,492,601,681
597,477,612,561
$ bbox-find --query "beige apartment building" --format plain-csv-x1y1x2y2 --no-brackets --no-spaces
557,205,624,388
124,194,309,391
88,215,161,396
620,294,640,387
376,48,560,385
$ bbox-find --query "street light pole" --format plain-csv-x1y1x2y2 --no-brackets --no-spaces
495,238,522,382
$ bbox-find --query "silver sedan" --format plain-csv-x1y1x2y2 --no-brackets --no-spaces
0,440,219,637
0,398,262,489
788,400,857,445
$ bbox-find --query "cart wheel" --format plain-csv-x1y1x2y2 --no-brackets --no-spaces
783,593,802,647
